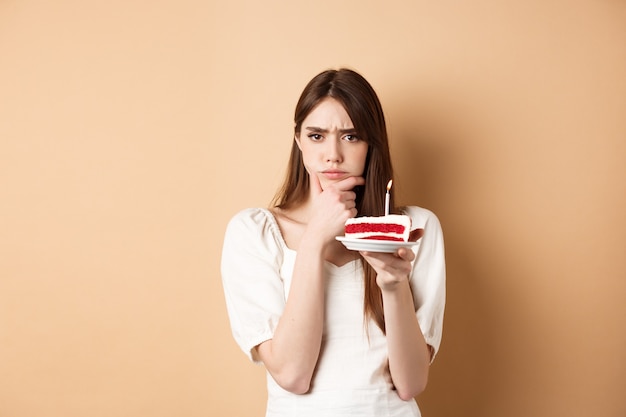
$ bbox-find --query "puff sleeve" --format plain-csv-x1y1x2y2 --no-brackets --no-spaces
405,206,446,361
221,208,286,363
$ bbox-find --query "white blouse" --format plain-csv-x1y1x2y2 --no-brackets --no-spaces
221,206,446,417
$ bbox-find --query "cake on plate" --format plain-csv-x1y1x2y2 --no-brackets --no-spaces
344,214,412,242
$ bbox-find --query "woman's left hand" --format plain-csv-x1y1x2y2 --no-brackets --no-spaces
360,248,415,291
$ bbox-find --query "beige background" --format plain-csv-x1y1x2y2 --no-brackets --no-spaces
1,1,625,416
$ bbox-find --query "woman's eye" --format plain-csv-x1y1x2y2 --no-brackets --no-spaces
344,134,359,142
308,134,323,141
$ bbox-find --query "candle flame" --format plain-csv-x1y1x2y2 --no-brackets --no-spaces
386,179,393,191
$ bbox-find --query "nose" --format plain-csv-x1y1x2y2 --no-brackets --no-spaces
325,137,342,163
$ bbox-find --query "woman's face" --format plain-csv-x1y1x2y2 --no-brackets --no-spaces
296,97,369,190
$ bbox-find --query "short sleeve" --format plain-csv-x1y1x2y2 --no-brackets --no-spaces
405,206,446,362
221,208,287,363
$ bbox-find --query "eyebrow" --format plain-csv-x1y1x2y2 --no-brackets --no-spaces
304,126,357,134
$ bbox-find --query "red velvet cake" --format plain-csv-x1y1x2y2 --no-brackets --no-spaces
344,214,412,242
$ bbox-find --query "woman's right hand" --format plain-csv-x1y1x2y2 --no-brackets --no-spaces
306,173,365,244
255,172,364,394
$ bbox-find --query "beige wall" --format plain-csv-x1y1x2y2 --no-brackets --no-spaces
1,1,625,416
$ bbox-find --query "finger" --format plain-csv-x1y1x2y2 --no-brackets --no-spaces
309,171,323,195
341,191,357,203
396,247,415,262
333,175,365,191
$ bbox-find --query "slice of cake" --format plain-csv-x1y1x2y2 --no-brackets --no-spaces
344,214,412,242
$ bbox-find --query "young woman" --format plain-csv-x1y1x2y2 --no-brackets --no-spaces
221,68,445,417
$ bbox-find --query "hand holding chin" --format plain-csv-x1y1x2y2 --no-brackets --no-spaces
307,174,364,242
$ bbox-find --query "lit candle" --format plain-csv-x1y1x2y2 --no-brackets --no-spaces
385,179,392,215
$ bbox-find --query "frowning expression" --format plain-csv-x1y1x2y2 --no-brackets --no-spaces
295,97,369,189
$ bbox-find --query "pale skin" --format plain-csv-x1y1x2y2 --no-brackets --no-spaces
256,98,431,399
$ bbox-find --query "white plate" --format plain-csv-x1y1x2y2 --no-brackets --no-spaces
336,236,420,253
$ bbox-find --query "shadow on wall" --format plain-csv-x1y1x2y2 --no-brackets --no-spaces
389,89,504,416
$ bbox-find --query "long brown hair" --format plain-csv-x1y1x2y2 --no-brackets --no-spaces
272,68,395,334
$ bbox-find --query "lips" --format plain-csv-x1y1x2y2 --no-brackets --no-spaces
321,170,347,180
